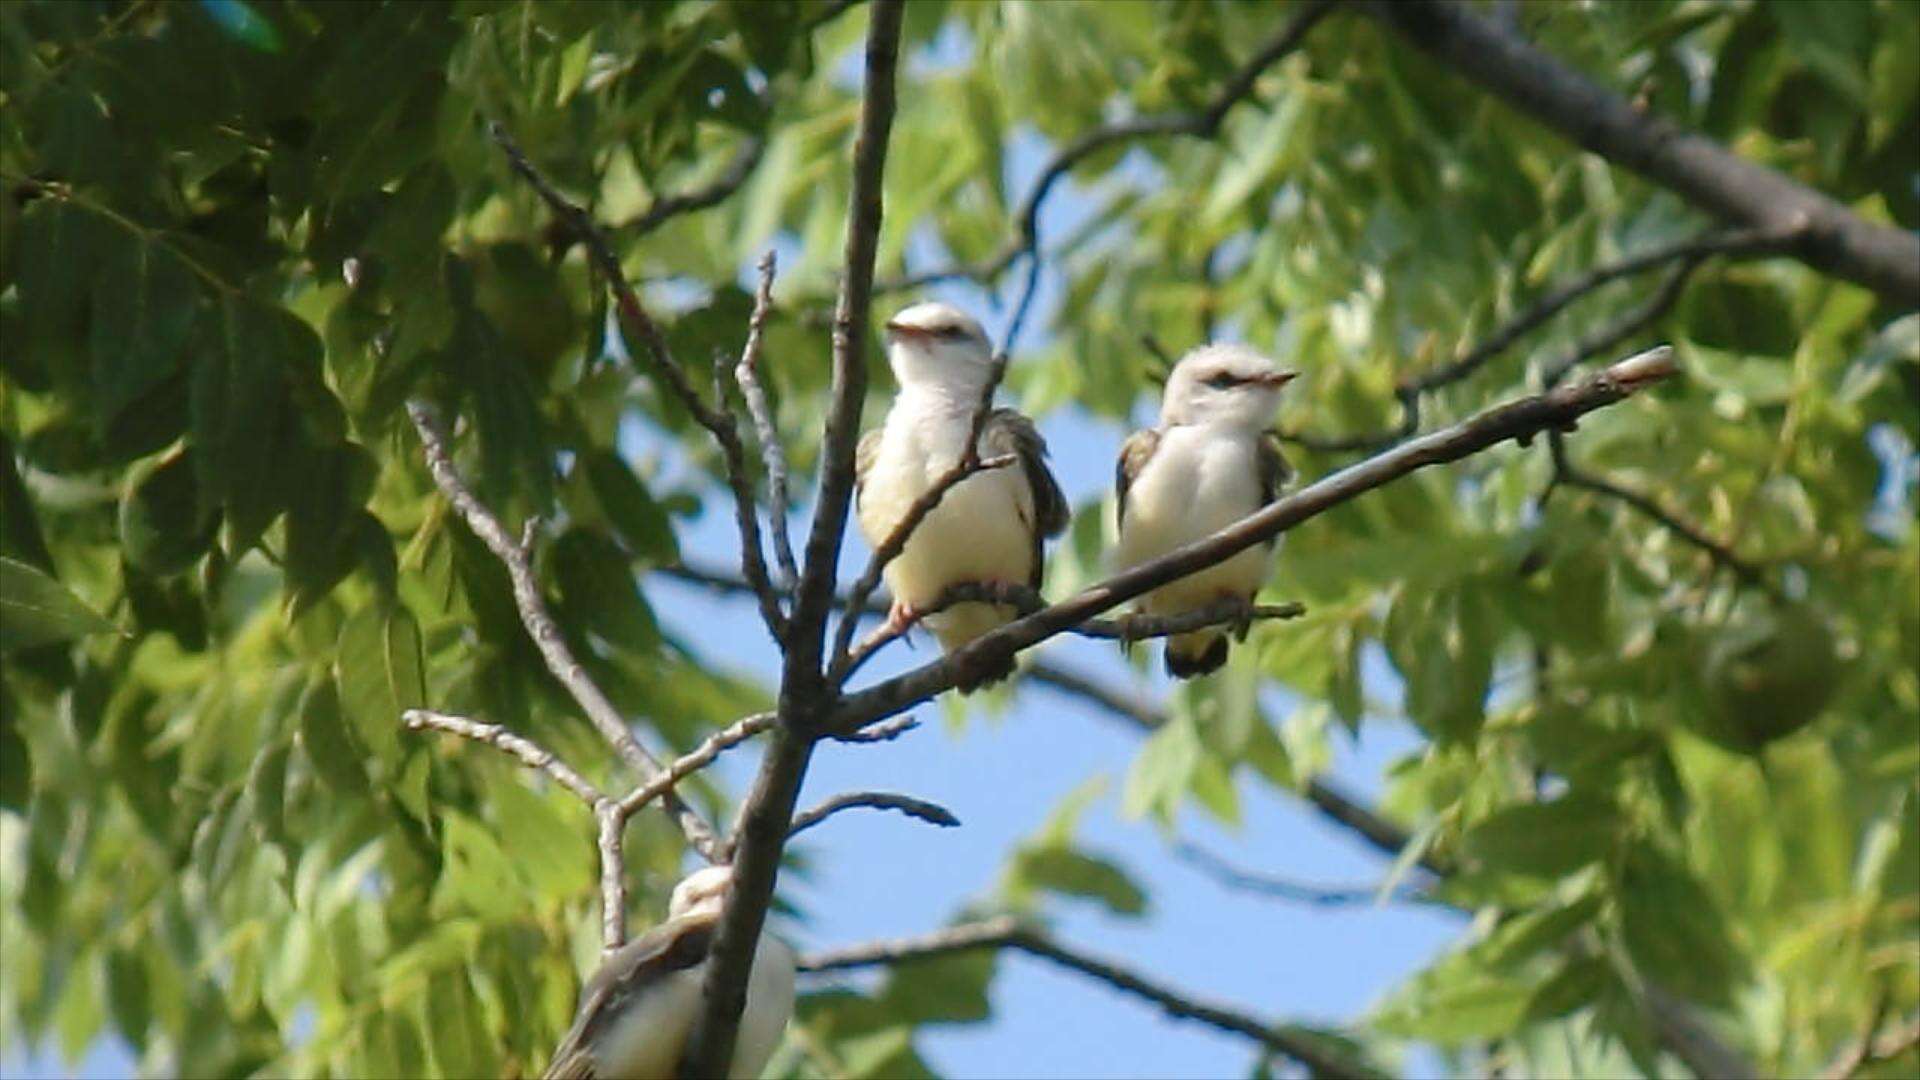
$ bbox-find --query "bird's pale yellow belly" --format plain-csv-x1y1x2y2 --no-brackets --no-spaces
1115,430,1271,613
858,446,1036,650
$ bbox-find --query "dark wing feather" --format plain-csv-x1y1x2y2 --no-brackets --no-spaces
540,916,717,1080
982,409,1068,590
1114,428,1162,533
1256,432,1293,506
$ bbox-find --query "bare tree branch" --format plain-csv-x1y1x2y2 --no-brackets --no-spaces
489,122,787,640
799,916,1385,1078
1367,0,1919,304
834,345,1680,732
406,402,722,866
684,5,906,1075
403,709,604,805
873,0,1337,296
1174,840,1431,908
787,791,960,839
735,250,799,587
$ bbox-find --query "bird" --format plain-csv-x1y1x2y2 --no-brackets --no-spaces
1113,343,1297,678
854,301,1069,678
541,865,795,1080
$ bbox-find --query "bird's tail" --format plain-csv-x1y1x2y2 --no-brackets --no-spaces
927,602,1012,654
1165,630,1229,679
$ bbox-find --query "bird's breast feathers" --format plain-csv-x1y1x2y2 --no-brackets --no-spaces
857,423,1039,609
1117,427,1271,607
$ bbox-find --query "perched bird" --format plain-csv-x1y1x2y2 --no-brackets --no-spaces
542,866,795,1080
855,301,1069,670
1113,344,1297,678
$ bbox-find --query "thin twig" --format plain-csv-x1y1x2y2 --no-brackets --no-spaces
405,402,721,865
799,917,1383,1078
403,709,604,805
840,584,1304,682
594,803,627,951
833,345,1681,732
617,712,778,816
1174,841,1431,907
787,791,960,838
735,251,799,588
832,714,921,743
489,122,787,640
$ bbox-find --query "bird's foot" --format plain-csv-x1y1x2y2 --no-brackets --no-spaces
1223,594,1257,641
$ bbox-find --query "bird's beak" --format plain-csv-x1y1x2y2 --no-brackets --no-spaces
1255,370,1300,388
885,318,928,341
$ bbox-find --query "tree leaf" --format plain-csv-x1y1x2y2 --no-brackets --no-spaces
0,555,118,652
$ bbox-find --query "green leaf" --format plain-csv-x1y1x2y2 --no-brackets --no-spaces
1122,714,1200,822
1012,847,1148,917
581,451,680,565
90,236,202,434
298,671,368,795
334,604,426,764
193,296,304,538
1372,951,1536,1043
0,555,117,652
119,446,218,576
432,813,525,923
876,945,998,1025
1614,846,1745,1006
490,779,592,907
1461,794,1620,879
551,527,661,654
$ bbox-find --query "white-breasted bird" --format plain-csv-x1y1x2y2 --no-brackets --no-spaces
855,302,1069,676
541,866,795,1080
1113,344,1297,678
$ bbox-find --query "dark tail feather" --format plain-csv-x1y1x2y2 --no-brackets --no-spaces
1164,633,1229,679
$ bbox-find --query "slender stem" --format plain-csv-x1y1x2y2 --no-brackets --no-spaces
735,251,799,588
402,709,604,805
787,791,959,839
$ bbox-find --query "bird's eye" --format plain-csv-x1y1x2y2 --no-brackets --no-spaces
1204,373,1238,390
936,325,968,340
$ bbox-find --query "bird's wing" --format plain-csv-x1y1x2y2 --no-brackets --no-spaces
853,427,883,508
983,408,1070,591
540,914,717,1080
983,409,1069,537
1256,432,1293,506
1114,428,1163,533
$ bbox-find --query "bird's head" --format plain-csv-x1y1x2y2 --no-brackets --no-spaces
884,301,995,396
668,865,735,918
1161,344,1297,431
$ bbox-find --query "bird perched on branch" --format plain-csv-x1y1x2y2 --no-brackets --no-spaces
1114,344,1296,678
542,866,794,1080
855,302,1069,677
